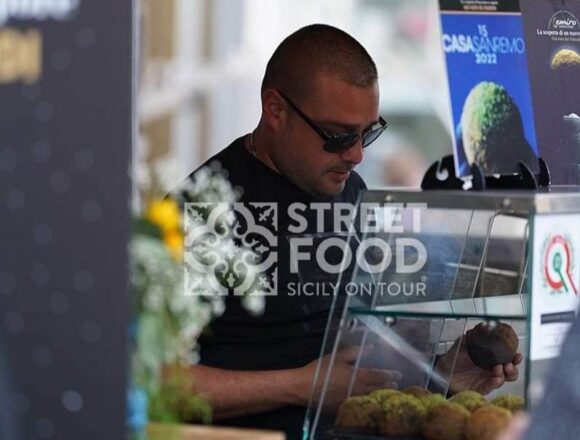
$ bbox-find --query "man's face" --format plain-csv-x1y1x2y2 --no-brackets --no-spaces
271,75,380,197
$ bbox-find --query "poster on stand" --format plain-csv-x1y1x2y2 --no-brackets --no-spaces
439,0,539,177
520,0,580,185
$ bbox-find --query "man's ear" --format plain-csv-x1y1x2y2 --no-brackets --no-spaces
261,88,286,130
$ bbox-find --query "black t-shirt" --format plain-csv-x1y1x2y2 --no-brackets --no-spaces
172,136,366,438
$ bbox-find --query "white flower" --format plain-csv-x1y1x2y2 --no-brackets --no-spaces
154,156,186,193
131,164,267,393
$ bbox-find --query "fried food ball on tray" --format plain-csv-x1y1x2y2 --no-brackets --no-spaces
450,390,488,412
491,394,525,413
378,394,426,437
422,401,470,440
464,405,512,440
402,386,432,399
419,393,446,412
368,388,401,404
335,396,381,434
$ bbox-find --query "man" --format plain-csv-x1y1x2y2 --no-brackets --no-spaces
173,24,520,439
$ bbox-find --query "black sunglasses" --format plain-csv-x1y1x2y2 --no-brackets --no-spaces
278,90,388,153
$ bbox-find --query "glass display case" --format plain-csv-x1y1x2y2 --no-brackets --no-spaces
302,189,580,440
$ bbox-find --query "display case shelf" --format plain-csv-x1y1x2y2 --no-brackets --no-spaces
349,294,527,321
349,308,526,322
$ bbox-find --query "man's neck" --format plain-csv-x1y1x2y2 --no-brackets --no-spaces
245,130,281,174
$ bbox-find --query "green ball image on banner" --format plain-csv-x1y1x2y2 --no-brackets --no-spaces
460,81,536,174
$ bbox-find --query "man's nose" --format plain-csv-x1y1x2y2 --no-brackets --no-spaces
339,138,364,165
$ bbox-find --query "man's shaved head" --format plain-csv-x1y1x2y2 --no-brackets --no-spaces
261,24,378,100
254,24,381,197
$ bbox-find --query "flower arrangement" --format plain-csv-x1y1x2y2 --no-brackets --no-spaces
128,159,265,434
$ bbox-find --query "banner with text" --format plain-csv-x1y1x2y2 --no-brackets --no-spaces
439,0,539,177
521,0,580,185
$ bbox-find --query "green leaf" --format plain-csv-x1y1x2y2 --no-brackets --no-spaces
132,218,163,239
147,368,213,425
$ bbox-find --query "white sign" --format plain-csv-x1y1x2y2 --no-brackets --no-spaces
530,214,580,360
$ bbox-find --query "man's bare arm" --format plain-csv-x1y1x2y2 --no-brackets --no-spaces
188,364,306,420
187,346,401,420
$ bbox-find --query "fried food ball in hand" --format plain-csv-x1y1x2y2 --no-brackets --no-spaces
466,322,519,369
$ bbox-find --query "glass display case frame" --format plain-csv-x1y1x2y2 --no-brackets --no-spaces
302,188,580,440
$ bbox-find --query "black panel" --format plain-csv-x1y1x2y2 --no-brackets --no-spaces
0,1,133,439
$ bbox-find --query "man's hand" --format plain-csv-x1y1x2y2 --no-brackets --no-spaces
437,337,523,395
299,345,402,413
180,345,399,420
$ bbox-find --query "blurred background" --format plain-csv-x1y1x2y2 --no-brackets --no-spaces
136,0,454,202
